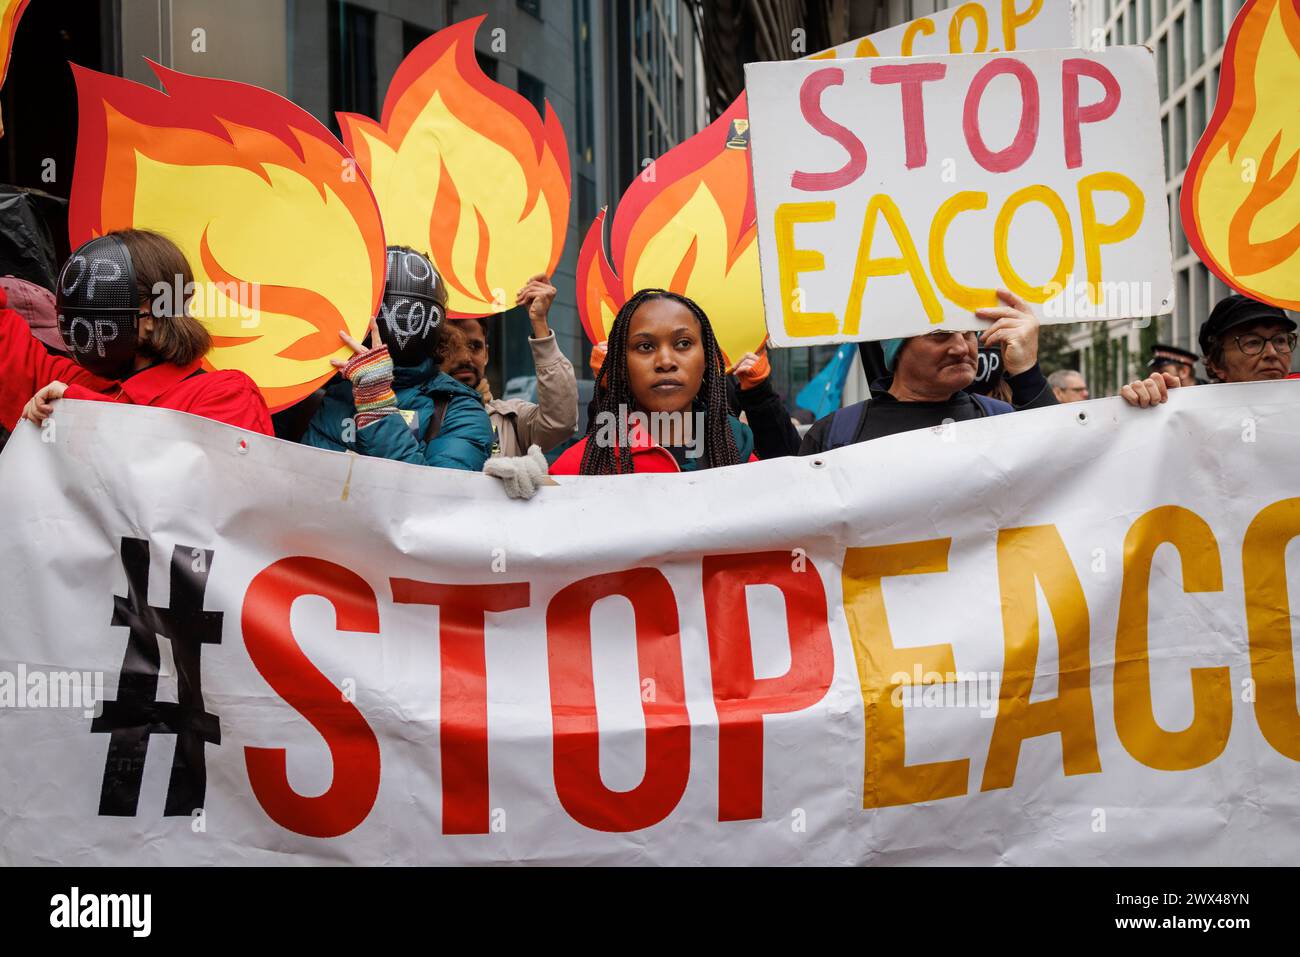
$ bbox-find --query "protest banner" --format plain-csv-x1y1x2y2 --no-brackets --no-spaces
1,382,1296,865
575,0,1076,363
1182,0,1300,310
339,16,571,319
68,62,387,412
746,46,1176,346
811,0,1074,59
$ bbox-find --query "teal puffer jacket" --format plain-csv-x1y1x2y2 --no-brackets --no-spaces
301,359,492,471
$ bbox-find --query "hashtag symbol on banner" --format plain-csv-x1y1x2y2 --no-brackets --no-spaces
92,537,222,816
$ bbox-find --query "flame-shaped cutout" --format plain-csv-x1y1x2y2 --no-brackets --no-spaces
0,0,28,91
576,96,762,364
68,61,386,411
339,16,571,318
1182,0,1300,308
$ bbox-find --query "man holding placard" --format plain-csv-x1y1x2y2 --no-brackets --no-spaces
798,287,1177,452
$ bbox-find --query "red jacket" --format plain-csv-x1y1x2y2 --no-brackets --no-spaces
0,294,111,430
551,416,757,474
63,360,273,435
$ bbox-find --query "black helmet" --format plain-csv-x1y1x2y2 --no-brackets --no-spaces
377,246,445,366
56,235,141,378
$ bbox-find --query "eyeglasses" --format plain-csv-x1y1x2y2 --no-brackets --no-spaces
1234,332,1297,356
925,330,978,344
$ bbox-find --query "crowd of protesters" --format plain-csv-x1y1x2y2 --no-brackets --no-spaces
0,229,1295,496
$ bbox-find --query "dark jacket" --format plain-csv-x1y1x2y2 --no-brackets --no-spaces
799,364,1057,454
737,378,803,459
302,359,491,471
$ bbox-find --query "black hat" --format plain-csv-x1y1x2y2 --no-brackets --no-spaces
1198,294,1294,357
1148,342,1198,370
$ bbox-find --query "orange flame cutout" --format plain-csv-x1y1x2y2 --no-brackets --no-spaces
339,16,570,318
68,61,386,411
0,0,28,94
576,96,762,364
1182,0,1300,309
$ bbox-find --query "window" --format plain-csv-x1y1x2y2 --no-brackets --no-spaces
517,69,546,117
1174,184,1188,255
477,51,498,82
1157,35,1168,100
329,1,378,127
1172,14,1185,89
1189,0,1204,70
1191,81,1206,147
574,0,594,160
403,22,433,58
1177,269,1191,348
517,0,542,19
1174,99,1186,173
1161,113,1170,176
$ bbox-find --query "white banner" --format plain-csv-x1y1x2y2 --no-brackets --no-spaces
814,0,1075,59
747,46,1174,345
0,384,1297,865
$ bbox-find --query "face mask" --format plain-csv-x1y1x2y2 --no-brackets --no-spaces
55,235,140,379
376,247,445,366
966,345,1005,396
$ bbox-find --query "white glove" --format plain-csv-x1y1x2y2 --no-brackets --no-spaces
483,444,550,500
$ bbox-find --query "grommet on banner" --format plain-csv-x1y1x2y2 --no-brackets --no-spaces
810,458,826,469
237,438,249,454
1076,410,1089,425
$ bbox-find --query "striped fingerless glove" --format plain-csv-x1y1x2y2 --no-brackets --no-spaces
343,346,398,429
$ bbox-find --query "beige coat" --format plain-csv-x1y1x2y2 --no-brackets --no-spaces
479,332,578,457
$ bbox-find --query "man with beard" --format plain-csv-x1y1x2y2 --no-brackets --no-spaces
441,272,578,458
799,289,1178,453
1198,294,1296,384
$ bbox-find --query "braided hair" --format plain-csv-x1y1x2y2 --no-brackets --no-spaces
580,288,740,475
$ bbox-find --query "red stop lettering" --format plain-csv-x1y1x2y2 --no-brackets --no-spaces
242,557,381,838
871,62,948,169
546,568,689,832
792,67,868,191
962,57,1040,172
390,579,530,835
703,552,834,821
1062,58,1121,169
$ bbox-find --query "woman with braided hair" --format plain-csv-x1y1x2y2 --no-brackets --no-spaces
551,289,755,475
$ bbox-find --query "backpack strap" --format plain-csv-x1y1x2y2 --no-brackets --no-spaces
971,393,1014,416
422,395,451,443
825,401,867,450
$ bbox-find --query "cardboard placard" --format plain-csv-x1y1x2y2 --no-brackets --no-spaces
746,46,1174,345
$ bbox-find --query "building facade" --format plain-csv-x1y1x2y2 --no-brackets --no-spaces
1068,0,1294,389
4,0,705,394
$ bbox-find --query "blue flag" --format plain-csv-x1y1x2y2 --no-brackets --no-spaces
795,344,856,419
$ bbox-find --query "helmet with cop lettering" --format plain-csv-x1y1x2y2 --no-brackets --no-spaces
376,246,446,367
55,235,140,378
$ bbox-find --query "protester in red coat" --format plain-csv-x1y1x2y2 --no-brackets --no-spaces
0,286,111,431
15,229,272,436
551,289,756,476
